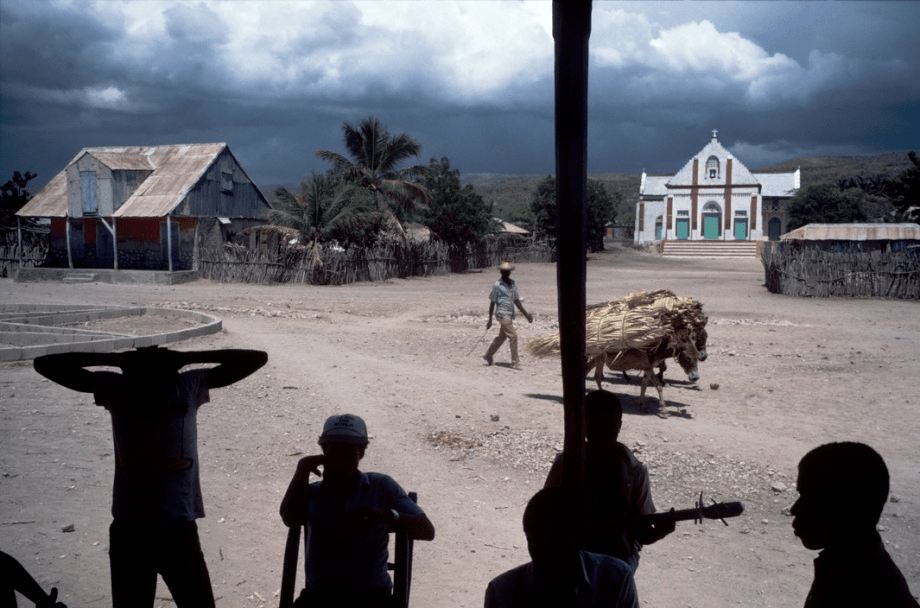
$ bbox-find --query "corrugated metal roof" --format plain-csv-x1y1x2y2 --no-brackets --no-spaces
88,152,154,171
493,218,529,235
17,143,228,218
754,172,798,197
782,223,920,240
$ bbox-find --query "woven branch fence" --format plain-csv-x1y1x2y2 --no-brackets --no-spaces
761,239,920,299
0,244,48,277
197,239,555,286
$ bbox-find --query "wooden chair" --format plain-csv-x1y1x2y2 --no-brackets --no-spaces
280,492,419,608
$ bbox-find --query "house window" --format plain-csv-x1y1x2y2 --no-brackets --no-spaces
221,169,233,193
706,156,720,179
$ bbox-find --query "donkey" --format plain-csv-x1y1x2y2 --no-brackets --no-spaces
587,330,701,417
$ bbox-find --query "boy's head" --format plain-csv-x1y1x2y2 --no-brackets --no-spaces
523,488,579,572
584,390,623,447
318,414,369,473
791,442,889,550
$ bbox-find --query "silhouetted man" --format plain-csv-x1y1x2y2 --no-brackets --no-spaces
280,414,435,608
484,487,639,608
484,261,533,370
544,390,674,571
33,346,268,608
791,442,919,607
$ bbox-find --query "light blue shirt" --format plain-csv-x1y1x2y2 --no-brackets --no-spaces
490,279,521,319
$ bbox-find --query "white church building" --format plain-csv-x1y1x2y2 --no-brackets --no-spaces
634,132,800,244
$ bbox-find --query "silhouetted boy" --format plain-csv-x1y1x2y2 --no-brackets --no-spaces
484,487,639,608
791,442,919,607
544,390,674,571
280,414,435,608
33,346,267,608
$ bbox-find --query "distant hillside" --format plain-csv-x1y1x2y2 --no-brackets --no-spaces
464,151,915,220
263,151,915,219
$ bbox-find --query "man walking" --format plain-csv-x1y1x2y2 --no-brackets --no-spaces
484,261,533,370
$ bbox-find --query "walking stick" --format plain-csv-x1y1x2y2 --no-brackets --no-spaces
466,326,491,357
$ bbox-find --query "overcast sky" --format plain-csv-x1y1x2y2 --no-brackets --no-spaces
2,0,919,193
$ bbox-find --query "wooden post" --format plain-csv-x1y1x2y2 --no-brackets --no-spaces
65,214,73,269
167,214,174,272
16,216,22,268
553,0,591,501
112,216,118,270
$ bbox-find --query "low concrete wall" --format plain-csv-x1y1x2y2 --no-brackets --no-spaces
0,306,222,362
12,268,200,285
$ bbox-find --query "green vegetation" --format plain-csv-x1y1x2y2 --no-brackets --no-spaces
1,170,37,229
785,184,867,231
418,157,495,244
270,174,379,248
528,176,619,251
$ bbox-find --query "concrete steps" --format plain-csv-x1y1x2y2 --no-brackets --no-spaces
662,240,759,258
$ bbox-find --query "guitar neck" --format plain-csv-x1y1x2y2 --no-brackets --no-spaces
627,501,744,527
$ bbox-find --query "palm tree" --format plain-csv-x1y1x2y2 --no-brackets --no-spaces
316,117,430,240
270,173,378,251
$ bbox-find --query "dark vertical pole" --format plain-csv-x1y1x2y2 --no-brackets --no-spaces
553,0,591,498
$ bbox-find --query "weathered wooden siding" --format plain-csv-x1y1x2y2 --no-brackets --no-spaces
185,149,269,219
761,239,920,299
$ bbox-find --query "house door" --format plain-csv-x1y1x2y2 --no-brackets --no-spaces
655,218,663,240
97,223,114,268
676,218,690,240
703,214,719,239
733,217,748,240
768,217,782,241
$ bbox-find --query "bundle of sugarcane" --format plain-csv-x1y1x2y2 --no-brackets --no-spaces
526,289,706,359
526,306,670,358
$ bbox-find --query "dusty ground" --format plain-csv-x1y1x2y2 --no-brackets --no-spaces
1,244,918,607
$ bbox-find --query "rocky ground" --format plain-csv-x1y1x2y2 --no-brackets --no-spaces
1,243,918,607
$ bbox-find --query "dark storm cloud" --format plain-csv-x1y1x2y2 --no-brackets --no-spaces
1,1,917,194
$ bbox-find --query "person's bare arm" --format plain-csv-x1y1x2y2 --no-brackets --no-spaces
487,301,495,329
515,299,533,323
279,455,324,527
1,550,67,607
356,507,436,541
177,349,268,389
33,352,124,393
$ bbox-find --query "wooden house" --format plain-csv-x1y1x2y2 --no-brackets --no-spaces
16,143,271,271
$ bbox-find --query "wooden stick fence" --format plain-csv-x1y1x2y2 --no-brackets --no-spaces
761,239,920,299
0,244,48,277
197,239,555,286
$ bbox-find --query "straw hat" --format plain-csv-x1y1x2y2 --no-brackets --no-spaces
498,261,515,272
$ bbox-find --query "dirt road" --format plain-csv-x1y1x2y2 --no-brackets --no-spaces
2,244,918,607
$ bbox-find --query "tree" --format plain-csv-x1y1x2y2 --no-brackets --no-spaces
419,157,495,244
270,173,379,249
529,176,619,251
585,180,619,251
315,117,430,233
785,184,867,232
1,170,37,229
530,175,557,239
889,151,920,222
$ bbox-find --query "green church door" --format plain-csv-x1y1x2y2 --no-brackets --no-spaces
733,217,748,240
768,217,781,241
703,214,719,239
676,218,690,240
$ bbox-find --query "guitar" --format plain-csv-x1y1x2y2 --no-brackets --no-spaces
628,494,744,528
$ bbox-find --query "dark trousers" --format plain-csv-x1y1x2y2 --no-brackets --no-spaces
109,519,216,608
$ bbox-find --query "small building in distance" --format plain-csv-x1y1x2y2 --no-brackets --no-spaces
16,143,271,271
635,131,800,245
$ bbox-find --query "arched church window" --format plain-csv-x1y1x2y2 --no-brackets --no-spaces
706,156,720,179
